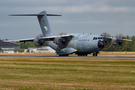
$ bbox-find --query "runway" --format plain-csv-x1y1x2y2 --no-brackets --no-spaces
0,55,135,59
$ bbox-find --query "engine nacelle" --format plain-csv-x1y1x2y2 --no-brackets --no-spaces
33,34,45,46
54,37,65,46
113,39,122,45
117,40,122,45
54,36,70,49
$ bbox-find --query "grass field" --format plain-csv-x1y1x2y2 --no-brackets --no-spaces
0,57,135,90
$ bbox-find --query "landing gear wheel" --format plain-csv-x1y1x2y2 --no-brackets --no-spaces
93,53,95,56
59,55,63,56
78,54,88,56
59,54,69,56
93,52,98,57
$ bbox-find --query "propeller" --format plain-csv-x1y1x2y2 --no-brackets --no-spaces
100,32,112,50
115,33,123,40
100,32,111,38
113,33,127,51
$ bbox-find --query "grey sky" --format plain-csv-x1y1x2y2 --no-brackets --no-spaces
0,0,135,39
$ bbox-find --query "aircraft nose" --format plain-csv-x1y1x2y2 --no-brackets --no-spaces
98,40,105,49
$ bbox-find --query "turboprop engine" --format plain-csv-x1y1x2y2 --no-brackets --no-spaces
54,37,65,46
100,32,130,51
112,33,128,51
113,34,124,45
53,33,71,49
33,34,45,46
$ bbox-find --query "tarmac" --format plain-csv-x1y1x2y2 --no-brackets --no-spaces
0,55,135,59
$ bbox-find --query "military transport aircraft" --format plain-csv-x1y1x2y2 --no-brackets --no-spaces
8,10,131,56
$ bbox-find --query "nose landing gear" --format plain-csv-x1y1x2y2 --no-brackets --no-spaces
93,52,99,57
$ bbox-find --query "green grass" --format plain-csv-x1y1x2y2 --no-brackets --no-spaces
0,57,135,90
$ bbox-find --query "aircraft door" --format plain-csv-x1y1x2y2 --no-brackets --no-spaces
87,39,90,47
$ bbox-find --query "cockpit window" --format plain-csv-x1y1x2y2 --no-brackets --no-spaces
93,37,103,40
93,37,97,40
98,37,103,39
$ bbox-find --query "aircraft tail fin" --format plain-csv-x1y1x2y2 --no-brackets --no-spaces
10,11,61,36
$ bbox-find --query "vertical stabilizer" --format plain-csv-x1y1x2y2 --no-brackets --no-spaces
37,11,51,36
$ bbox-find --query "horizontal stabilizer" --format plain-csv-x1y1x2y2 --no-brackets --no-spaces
9,14,61,16
9,14,44,16
47,14,62,16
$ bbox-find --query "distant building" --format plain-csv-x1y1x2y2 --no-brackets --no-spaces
24,46,55,53
1,48,15,53
0,40,20,53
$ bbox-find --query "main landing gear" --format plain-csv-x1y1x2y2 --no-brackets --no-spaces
59,54,69,56
59,52,98,57
77,54,87,56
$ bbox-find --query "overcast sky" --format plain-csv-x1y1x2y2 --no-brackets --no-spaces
0,0,135,39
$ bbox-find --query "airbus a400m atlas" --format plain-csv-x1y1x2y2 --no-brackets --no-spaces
9,10,131,56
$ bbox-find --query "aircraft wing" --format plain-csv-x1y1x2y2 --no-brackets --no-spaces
104,36,113,40
7,34,73,42
119,39,132,41
8,38,34,42
104,36,132,41
40,34,72,40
